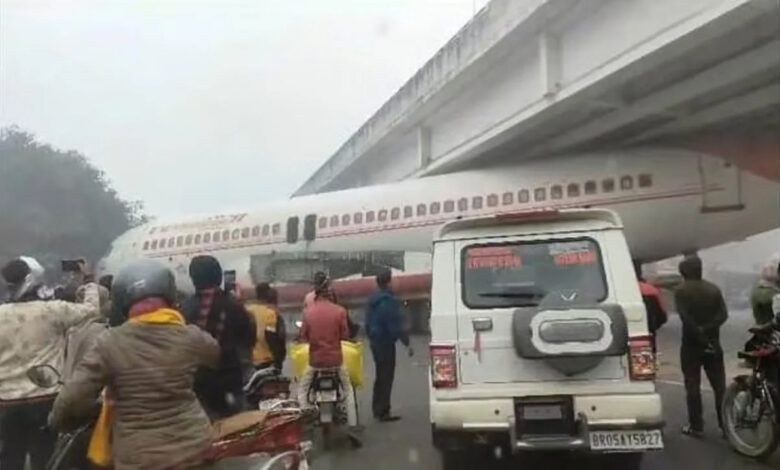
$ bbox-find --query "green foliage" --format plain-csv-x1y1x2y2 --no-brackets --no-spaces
0,126,146,272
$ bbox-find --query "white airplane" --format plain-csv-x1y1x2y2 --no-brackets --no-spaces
97,148,778,309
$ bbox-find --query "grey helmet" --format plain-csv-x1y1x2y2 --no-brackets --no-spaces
110,259,177,325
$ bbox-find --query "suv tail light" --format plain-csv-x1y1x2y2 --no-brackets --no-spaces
430,343,458,389
628,335,655,381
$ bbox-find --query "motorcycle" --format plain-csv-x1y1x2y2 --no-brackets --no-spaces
722,313,780,460
245,366,292,410
26,365,310,470
306,368,347,449
26,365,96,470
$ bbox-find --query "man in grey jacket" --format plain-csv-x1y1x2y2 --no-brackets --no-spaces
0,257,99,470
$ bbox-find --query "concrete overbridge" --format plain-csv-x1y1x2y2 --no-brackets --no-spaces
295,0,780,196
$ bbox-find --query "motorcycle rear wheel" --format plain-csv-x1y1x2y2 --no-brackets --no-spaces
722,380,779,460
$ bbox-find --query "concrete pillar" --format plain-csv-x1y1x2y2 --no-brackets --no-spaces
539,31,562,98
418,125,432,169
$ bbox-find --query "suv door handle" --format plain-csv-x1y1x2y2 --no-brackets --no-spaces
472,317,493,332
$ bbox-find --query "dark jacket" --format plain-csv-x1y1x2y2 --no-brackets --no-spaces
365,289,409,346
51,316,220,470
181,289,256,417
674,279,728,349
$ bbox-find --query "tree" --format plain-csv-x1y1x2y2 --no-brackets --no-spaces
0,126,146,278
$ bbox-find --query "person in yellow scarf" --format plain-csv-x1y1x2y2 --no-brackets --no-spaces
50,259,220,470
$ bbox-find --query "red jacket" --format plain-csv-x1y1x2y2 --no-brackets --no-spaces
300,299,349,368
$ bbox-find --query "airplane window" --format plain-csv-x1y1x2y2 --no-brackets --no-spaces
251,226,260,237
213,231,221,242
518,189,529,203
620,175,633,190
404,206,413,218
354,212,363,224
551,185,563,199
602,178,615,193
444,200,455,213
472,196,483,210
272,224,280,235
567,183,580,197
417,204,427,216
502,192,513,205
584,181,597,195
366,211,375,223
194,234,202,244
391,207,400,220
222,229,230,241
151,240,158,250
342,214,351,226
204,233,211,244
430,202,441,215
639,173,653,188
330,215,339,227
319,217,327,229
534,188,547,201
230,229,238,240
262,225,270,236
487,194,498,207
168,237,175,247
378,209,388,221
185,234,193,245
176,236,184,247
143,241,149,250
241,227,250,238
458,198,468,211
159,239,166,249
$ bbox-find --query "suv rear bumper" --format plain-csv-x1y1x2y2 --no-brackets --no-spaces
431,393,664,452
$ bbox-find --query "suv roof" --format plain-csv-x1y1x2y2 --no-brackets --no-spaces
434,209,624,242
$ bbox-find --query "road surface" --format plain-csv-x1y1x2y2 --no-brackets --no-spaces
307,309,779,470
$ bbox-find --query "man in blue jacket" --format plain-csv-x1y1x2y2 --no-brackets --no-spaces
366,269,412,422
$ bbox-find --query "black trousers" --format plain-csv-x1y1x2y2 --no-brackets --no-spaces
371,341,396,418
680,344,726,431
0,399,56,470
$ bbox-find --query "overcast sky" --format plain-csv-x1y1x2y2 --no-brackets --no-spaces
1,0,488,218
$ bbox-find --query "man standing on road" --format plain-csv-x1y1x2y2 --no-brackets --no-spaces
674,255,728,438
365,268,412,422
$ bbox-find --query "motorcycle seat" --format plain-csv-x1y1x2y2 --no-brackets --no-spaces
748,323,775,335
738,347,777,359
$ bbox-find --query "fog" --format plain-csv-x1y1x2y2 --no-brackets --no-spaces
1,0,488,217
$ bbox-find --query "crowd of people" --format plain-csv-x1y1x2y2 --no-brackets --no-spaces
0,254,412,469
0,252,777,468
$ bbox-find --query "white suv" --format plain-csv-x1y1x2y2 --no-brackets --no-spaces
429,209,664,469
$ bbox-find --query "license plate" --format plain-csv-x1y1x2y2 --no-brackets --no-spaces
589,430,664,451
316,390,337,402
523,405,563,420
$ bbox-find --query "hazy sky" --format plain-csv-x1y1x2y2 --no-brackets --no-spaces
1,0,488,218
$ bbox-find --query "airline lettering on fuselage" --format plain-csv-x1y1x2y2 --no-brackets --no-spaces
149,213,249,234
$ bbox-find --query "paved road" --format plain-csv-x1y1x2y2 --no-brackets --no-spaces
309,310,779,470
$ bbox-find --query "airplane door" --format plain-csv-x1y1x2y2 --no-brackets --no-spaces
286,217,299,244
698,156,744,213
303,214,317,242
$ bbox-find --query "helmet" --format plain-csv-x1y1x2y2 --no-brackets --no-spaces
110,259,176,324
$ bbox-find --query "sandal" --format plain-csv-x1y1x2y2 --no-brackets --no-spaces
681,424,703,438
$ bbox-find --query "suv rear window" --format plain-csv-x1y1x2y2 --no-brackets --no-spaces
462,238,607,308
